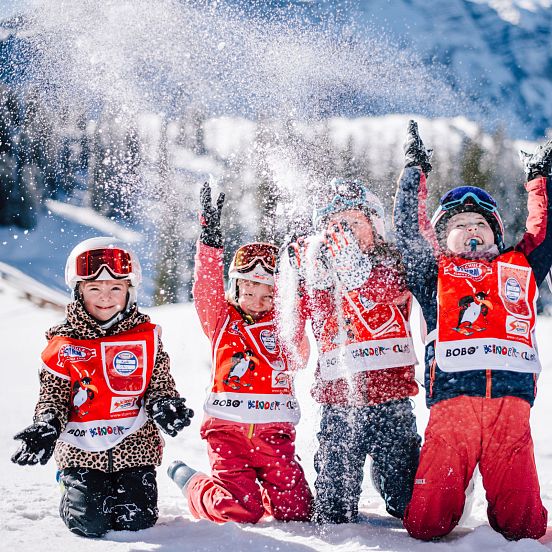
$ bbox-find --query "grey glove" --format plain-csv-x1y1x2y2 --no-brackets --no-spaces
404,120,433,175
12,413,61,466
199,182,225,248
323,221,372,291
520,138,552,180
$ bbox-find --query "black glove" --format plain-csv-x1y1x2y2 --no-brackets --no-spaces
199,182,225,248
147,397,194,437
11,414,61,466
404,120,433,175
520,138,552,180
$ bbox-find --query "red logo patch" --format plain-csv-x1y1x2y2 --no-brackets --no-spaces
58,344,97,367
444,262,492,282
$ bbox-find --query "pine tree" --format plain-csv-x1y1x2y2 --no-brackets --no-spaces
254,123,278,244
153,119,182,305
487,126,526,243
459,134,491,188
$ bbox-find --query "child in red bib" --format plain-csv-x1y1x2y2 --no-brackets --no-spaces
281,178,421,524
11,237,193,538
394,120,552,541
168,182,313,524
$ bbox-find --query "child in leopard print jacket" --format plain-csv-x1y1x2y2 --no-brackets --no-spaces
11,237,194,538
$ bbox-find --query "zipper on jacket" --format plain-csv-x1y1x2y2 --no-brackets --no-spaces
429,358,436,398
485,369,492,398
247,424,255,439
107,448,114,473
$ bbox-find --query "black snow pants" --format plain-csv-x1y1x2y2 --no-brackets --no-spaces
58,465,158,538
313,398,421,524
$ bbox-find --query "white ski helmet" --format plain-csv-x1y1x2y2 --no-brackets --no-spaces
65,237,142,300
227,242,278,303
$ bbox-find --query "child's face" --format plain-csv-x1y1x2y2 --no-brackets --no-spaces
237,279,274,321
327,209,374,253
446,212,495,254
80,279,130,321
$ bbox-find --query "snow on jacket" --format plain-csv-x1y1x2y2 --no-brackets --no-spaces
34,298,179,472
294,242,419,406
394,167,552,407
193,241,300,425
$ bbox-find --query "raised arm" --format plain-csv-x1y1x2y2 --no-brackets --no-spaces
393,121,439,300
192,182,227,340
517,139,552,285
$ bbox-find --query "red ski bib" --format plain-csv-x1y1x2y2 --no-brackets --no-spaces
41,323,158,451
317,290,417,381
206,309,299,424
435,252,540,373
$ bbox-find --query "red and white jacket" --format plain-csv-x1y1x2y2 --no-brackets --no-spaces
295,244,419,406
193,241,300,425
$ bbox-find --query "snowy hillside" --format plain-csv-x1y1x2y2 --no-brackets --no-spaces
350,0,552,138
0,200,150,298
4,280,552,551
3,0,552,139
199,0,552,139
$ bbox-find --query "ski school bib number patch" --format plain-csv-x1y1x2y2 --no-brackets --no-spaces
41,323,158,451
435,252,540,374
101,341,148,394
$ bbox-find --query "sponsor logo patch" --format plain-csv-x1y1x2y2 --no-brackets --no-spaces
483,343,536,361
444,262,492,282
110,396,140,414
504,278,521,302
272,370,290,388
113,350,139,376
445,346,478,357
260,329,277,352
57,344,97,367
506,316,530,336
227,321,243,337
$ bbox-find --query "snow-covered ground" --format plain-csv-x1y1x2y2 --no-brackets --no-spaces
3,280,552,552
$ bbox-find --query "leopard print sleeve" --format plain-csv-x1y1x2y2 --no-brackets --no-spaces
144,336,180,409
34,369,71,427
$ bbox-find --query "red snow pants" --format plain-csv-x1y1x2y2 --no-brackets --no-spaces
186,419,313,523
403,396,547,541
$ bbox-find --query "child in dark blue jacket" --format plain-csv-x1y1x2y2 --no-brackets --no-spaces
393,121,552,541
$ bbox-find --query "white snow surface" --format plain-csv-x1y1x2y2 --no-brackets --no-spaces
3,282,552,551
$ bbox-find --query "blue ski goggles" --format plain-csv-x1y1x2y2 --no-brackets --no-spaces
431,185,504,242
313,178,385,229
439,186,498,213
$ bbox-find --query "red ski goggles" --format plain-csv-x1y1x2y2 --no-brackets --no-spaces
75,248,133,279
233,243,278,274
